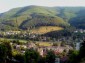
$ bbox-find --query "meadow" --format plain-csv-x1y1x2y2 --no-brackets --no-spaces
30,26,63,34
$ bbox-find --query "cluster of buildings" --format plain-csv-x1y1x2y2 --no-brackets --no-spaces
10,41,75,63
10,41,73,57
3,31,21,35
74,29,85,33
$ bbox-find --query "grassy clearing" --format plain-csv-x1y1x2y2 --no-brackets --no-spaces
35,41,62,47
0,38,28,43
36,42,53,46
30,26,63,34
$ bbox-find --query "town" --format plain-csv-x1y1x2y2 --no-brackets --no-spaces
0,28,84,63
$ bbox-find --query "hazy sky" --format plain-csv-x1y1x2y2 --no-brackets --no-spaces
0,0,85,13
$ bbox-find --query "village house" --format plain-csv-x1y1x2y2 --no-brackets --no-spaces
37,48,43,56
27,42,37,49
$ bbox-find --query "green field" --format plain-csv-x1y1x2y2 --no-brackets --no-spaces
36,42,53,46
0,38,28,43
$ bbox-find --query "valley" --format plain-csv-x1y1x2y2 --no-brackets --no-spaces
0,5,85,63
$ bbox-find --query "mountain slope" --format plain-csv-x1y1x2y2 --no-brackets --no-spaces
69,9,85,29
0,6,68,30
0,6,85,30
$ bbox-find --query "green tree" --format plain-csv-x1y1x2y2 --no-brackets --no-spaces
25,49,40,63
79,40,85,62
0,43,8,63
0,40,12,63
46,50,56,63
68,50,79,63
38,57,46,63
68,41,85,63
14,54,24,63
3,42,12,60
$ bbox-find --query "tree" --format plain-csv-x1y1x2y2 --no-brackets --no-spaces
24,49,40,63
0,43,8,63
14,54,24,63
68,50,79,63
79,40,85,62
0,40,13,63
46,50,56,63
38,57,46,63
3,42,12,60
68,40,85,63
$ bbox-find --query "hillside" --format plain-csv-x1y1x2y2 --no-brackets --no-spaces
19,14,68,29
69,9,85,29
0,6,85,30
0,6,68,30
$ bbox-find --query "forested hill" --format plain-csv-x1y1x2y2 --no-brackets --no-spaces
0,5,85,30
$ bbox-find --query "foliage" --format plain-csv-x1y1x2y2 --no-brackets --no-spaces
69,9,85,29
13,54,24,63
68,50,79,63
68,40,85,63
46,50,56,63
79,40,85,62
0,43,8,63
0,41,12,63
24,49,40,63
